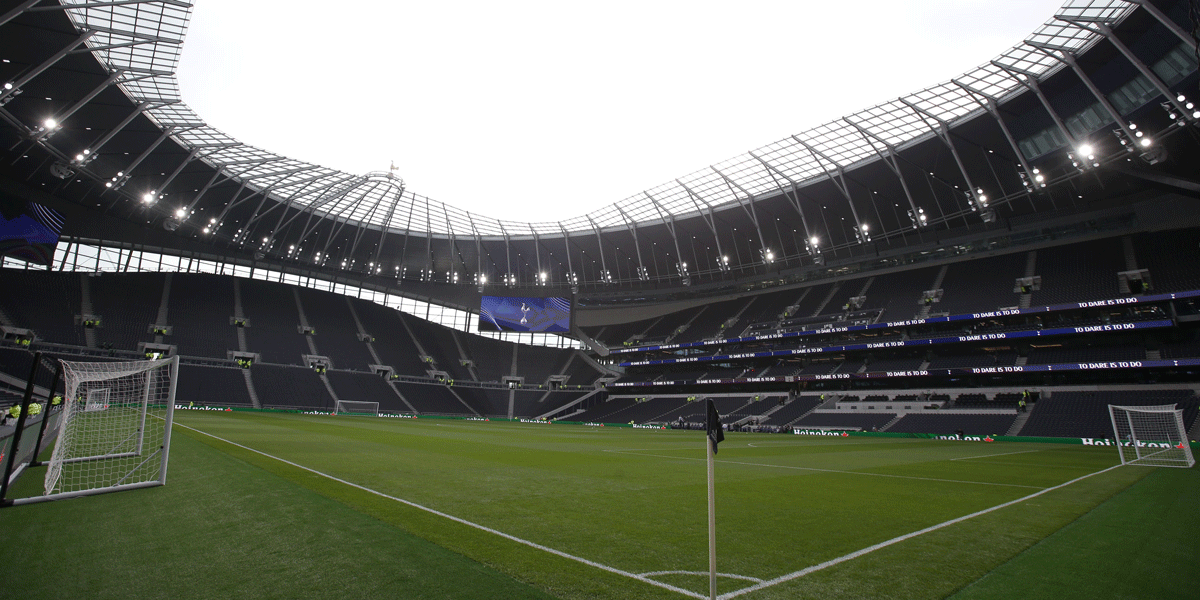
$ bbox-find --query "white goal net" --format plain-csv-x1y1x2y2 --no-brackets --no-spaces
335,400,379,416
22,356,179,504
1108,404,1194,468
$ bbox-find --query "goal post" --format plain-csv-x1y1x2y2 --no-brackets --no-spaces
335,400,379,416
1108,404,1195,468
10,356,178,505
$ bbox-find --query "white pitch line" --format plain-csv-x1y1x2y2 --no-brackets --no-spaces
717,463,1123,599
603,449,1044,490
950,449,1046,461
174,422,708,600
640,571,764,583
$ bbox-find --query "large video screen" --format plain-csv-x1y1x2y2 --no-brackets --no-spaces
479,296,571,333
0,194,64,267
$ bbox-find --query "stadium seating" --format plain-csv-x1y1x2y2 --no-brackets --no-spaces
792,412,895,430
1019,390,1198,438
887,413,1017,436
252,364,336,410
176,364,254,406
296,287,375,371
240,279,310,365
169,274,238,359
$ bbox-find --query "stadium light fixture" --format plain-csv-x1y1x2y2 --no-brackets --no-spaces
716,254,730,272
855,224,871,244
174,207,186,218
142,192,156,203
760,248,775,263
907,207,928,229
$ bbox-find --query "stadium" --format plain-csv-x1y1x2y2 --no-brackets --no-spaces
0,0,1198,598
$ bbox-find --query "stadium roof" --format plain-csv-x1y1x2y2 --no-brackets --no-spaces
1,0,1198,297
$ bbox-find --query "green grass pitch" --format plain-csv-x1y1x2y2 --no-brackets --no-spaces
2,411,1196,599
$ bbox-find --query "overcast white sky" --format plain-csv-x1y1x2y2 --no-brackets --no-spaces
178,0,1066,222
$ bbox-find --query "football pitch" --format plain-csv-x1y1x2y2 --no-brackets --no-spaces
2,410,1197,599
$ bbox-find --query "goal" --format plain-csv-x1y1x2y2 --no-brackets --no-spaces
13,356,178,505
1108,404,1195,468
335,400,379,416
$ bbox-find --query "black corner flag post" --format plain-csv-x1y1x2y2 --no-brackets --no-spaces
706,398,724,600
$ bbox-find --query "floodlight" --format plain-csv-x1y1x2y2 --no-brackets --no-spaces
1077,144,1093,157
1140,137,1152,147
142,192,155,203
43,118,57,129
174,207,186,218
3,82,11,90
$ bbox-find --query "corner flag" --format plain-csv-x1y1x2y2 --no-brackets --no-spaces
704,398,724,600
706,398,724,453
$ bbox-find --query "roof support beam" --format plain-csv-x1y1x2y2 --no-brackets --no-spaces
28,0,194,12
710,165,768,254
529,226,544,284
557,223,575,285
369,178,405,272
675,178,726,266
319,181,381,262
791,135,868,242
613,205,646,280
748,152,817,255
264,175,362,244
992,61,1079,147
584,215,608,283
104,126,174,192
643,190,686,280
34,69,128,141
80,100,151,156
0,30,97,104
0,0,41,28
1025,42,1137,142
1055,17,1192,117
1122,0,1198,52
951,79,1038,185
843,118,924,226
899,98,984,205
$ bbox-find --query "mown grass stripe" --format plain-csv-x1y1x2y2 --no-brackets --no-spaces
175,420,711,599
718,464,1123,599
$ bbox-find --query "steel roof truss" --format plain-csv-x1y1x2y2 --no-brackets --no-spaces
34,69,128,141
791,135,867,240
951,79,1038,183
1055,17,1192,117
843,118,923,227
1025,41,1136,142
643,190,684,278
0,30,97,104
749,152,814,252
991,60,1079,146
899,98,982,203
1123,0,1198,51
675,178,725,262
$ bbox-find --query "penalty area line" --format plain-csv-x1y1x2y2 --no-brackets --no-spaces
717,463,1124,599
173,422,709,599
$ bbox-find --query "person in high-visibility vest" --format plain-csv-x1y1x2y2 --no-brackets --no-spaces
27,402,42,416
51,395,63,406
4,403,20,426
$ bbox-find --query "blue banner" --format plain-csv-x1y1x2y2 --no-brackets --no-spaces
619,319,1175,367
607,357,1200,387
609,289,1200,355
